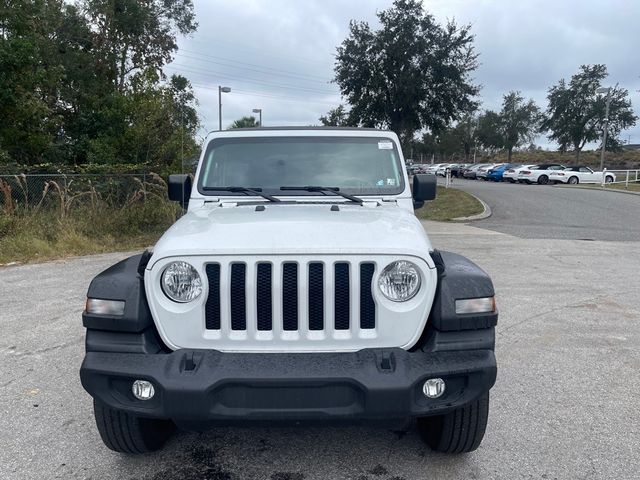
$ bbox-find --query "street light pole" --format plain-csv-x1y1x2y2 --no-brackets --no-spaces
252,108,262,126
218,86,231,131
596,87,612,171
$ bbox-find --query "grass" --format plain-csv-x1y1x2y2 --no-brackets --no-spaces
0,200,178,265
415,186,484,221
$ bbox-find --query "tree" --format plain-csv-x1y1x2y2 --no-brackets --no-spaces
500,91,541,162
229,116,259,129
0,0,68,165
453,113,479,160
319,105,353,126
542,64,637,160
0,0,200,169
476,110,503,153
82,0,197,92
333,0,479,143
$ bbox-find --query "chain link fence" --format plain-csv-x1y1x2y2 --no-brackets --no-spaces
0,173,169,216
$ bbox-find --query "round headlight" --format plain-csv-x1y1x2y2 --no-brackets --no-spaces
161,261,202,303
378,260,421,302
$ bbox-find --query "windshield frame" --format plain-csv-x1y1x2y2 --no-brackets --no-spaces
196,135,406,197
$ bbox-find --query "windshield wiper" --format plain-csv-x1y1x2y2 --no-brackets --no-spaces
202,186,281,202
280,186,363,205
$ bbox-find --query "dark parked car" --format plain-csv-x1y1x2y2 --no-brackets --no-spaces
462,164,490,179
450,163,470,177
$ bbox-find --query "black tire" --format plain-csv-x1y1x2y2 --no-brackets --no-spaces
538,175,549,185
568,176,579,185
417,392,490,454
605,175,614,183
93,400,175,454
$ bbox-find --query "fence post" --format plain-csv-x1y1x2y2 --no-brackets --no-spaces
601,168,606,188
625,170,629,189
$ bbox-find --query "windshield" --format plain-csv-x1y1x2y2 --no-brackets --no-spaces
198,136,404,196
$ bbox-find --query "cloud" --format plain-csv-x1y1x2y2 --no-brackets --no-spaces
169,0,640,147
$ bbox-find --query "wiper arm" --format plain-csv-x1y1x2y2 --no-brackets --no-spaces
202,186,281,202
280,186,363,205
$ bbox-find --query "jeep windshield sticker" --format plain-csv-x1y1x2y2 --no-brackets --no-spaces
378,141,393,150
386,178,396,185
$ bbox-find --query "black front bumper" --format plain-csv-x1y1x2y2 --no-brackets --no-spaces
80,348,496,424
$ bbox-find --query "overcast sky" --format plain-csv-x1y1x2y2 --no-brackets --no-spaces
169,0,640,148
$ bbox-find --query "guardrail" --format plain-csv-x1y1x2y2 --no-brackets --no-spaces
602,169,640,189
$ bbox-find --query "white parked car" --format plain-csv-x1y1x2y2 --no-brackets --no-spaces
436,164,454,177
79,127,498,456
423,163,443,175
503,164,536,183
549,166,616,185
517,163,565,184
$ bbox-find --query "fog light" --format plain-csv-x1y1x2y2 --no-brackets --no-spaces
132,380,155,401
423,378,446,398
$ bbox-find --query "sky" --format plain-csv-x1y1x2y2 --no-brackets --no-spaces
168,0,640,149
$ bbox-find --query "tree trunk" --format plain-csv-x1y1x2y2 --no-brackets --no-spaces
507,147,513,162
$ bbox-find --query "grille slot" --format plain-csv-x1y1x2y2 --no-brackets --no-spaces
334,263,350,330
360,263,376,329
308,262,324,331
282,263,298,331
204,264,221,330
230,263,246,330
256,263,272,331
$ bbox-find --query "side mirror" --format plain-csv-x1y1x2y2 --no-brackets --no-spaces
412,174,437,208
168,174,192,209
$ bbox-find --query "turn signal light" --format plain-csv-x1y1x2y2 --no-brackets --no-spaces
85,298,125,316
455,297,496,315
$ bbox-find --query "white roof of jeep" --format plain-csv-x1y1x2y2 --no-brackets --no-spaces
203,126,400,141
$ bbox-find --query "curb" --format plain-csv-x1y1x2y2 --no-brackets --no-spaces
451,190,492,222
553,185,640,197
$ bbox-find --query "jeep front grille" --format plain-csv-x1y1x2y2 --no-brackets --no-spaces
147,254,437,352
204,260,376,335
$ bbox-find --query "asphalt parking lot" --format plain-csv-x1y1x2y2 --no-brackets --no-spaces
2,200,640,479
450,178,640,241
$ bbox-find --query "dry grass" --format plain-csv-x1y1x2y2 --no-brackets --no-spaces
0,173,179,264
415,186,484,221
0,200,178,264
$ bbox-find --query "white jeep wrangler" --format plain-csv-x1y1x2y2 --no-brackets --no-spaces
80,127,497,454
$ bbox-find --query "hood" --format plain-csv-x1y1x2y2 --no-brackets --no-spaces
150,203,434,266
